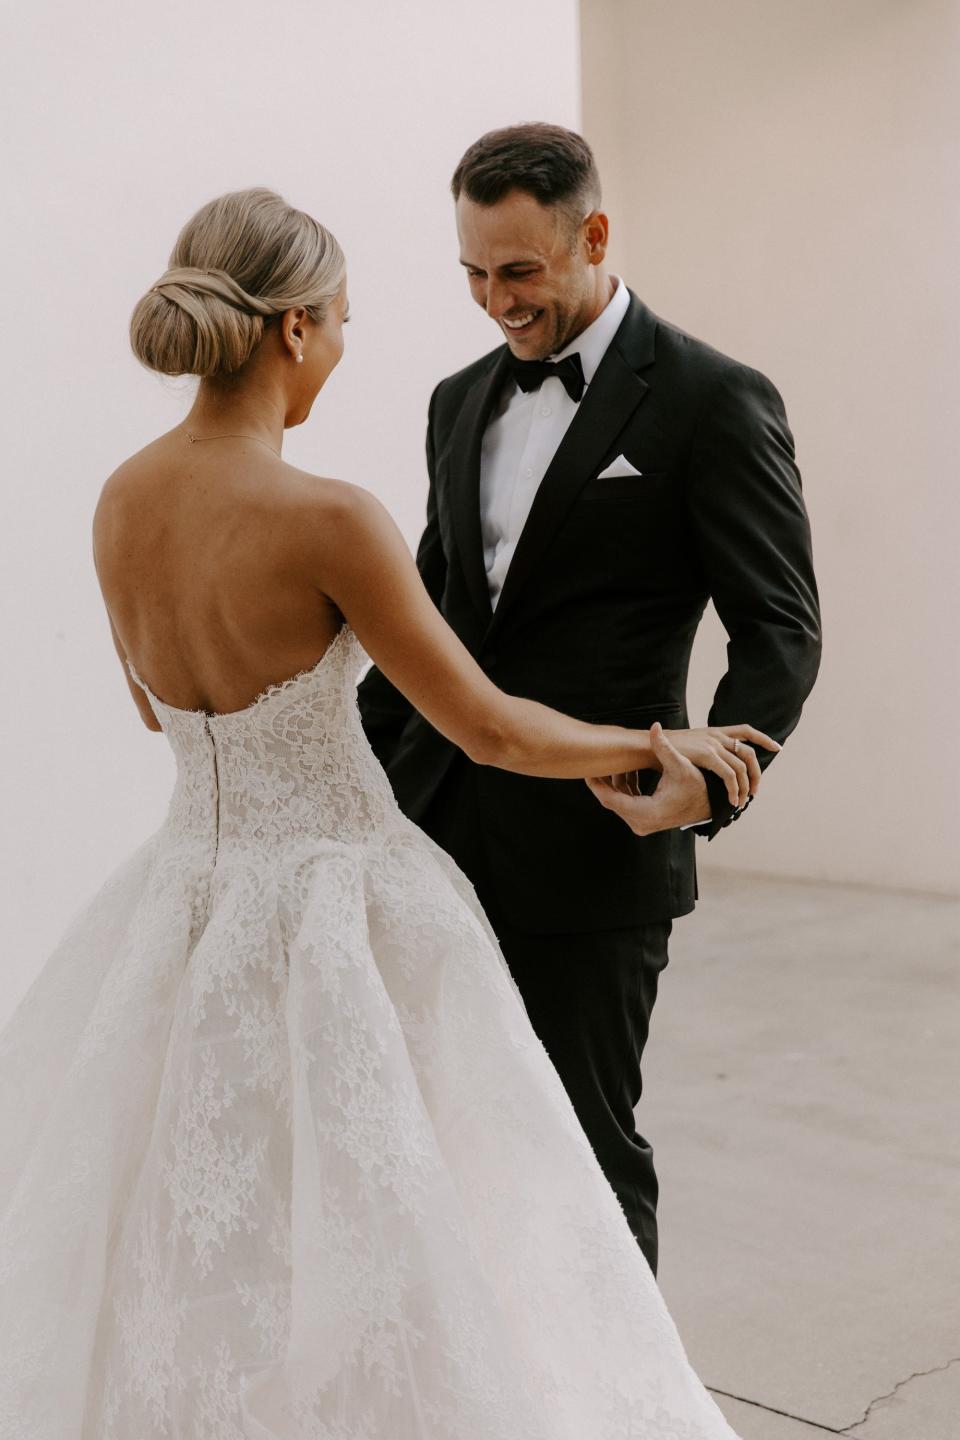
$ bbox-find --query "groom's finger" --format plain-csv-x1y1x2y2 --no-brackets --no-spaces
649,723,690,777
585,776,655,834
584,775,616,806
585,776,619,811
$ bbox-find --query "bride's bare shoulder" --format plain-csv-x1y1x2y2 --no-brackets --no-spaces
279,465,390,530
276,468,402,584
94,432,182,512
92,439,169,544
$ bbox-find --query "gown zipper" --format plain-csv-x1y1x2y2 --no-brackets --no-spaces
204,716,221,863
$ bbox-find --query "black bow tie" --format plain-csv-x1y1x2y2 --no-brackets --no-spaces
506,350,586,403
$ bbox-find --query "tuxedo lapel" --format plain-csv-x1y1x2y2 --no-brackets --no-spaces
445,348,510,621
487,300,655,637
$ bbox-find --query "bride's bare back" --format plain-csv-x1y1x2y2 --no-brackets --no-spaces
94,431,347,722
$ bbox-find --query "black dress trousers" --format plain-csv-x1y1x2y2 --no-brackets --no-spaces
419,755,671,1276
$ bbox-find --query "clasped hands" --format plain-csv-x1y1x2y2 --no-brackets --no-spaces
586,724,781,837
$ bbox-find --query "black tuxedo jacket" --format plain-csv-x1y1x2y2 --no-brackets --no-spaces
358,292,821,931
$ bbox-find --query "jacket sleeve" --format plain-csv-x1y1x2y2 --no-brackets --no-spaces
685,362,822,840
357,386,449,771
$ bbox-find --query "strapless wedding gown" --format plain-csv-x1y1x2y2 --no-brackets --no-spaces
0,624,738,1440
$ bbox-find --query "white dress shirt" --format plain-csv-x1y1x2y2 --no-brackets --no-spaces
479,276,630,608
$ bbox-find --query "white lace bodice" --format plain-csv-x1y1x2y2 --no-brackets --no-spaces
131,625,402,852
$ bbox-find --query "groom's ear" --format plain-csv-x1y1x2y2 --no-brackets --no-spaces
581,210,609,266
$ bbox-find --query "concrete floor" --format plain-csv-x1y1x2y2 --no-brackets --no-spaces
639,870,959,1439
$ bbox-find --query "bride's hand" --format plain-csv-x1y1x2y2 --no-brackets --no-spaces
585,723,780,836
661,723,780,808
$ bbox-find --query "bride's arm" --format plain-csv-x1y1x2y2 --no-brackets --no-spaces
317,485,764,799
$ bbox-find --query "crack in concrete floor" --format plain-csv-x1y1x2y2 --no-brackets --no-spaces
710,1354,960,1436
839,1354,960,1433
709,1386,846,1433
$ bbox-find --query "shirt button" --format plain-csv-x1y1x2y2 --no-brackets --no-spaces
524,467,533,478
541,406,552,417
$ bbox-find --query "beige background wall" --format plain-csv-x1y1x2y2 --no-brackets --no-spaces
0,0,581,1024
581,0,959,895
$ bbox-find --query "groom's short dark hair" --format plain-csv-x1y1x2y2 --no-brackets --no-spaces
451,123,602,229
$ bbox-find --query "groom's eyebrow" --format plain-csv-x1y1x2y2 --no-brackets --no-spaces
459,258,542,272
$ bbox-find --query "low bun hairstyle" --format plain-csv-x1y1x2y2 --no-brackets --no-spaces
130,188,345,379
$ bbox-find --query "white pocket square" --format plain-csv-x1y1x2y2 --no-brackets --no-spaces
596,454,643,479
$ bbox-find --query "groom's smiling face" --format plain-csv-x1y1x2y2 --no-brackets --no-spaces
456,188,610,361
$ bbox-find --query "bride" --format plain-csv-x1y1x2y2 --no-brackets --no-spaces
0,187,773,1438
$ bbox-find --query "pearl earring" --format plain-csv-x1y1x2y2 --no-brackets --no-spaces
296,352,304,364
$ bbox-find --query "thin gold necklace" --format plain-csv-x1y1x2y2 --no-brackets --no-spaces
183,427,282,458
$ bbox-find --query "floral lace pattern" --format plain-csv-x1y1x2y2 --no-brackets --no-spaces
0,624,739,1439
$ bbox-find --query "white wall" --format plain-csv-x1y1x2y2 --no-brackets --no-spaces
582,0,960,895
0,0,581,1023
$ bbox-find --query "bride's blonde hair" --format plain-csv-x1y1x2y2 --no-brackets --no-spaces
130,187,345,379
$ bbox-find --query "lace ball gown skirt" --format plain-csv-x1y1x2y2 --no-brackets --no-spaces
0,627,739,1440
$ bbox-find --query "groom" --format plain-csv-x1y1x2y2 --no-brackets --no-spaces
359,123,821,1273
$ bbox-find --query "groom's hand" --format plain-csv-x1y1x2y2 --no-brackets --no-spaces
586,725,721,836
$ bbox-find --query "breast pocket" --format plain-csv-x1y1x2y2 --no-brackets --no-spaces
568,468,684,587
